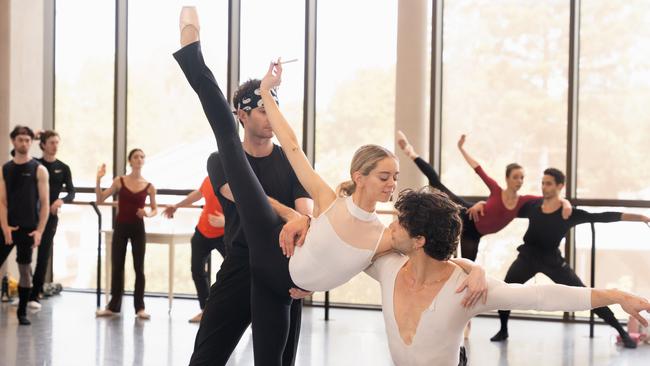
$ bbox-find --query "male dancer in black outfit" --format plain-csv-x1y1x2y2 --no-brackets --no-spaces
491,168,650,348
28,130,75,308
0,126,50,325
178,9,313,366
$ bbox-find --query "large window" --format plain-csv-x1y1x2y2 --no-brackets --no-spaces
50,0,650,313
240,0,305,138
54,0,115,187
441,0,570,196
577,1,650,200
574,207,650,318
313,0,399,306
127,0,228,189
53,194,224,295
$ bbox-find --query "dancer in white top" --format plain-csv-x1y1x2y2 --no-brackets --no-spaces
365,188,650,366
174,7,487,364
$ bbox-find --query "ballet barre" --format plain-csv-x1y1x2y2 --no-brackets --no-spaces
71,201,201,311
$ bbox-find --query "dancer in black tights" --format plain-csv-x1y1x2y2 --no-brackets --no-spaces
490,168,650,348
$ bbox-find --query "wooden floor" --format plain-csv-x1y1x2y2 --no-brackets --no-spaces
0,292,648,365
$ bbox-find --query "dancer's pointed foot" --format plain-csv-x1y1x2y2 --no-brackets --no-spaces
490,329,508,342
180,6,200,47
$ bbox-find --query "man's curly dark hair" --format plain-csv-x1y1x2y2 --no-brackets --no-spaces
394,187,463,261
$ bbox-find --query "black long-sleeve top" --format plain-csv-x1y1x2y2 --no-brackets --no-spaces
517,199,621,256
37,158,75,204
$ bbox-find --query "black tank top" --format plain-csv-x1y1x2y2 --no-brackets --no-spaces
2,159,40,229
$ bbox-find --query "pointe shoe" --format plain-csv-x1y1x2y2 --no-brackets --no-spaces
180,6,200,34
136,309,150,320
188,311,203,323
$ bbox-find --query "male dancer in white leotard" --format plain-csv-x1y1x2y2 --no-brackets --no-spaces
364,188,650,366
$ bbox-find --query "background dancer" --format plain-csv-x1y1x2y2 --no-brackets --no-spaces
398,131,572,261
29,130,75,309
490,168,650,347
163,175,226,323
0,125,50,325
95,148,157,319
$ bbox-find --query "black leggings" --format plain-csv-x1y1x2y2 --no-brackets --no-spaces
175,42,296,365
413,158,483,260
190,228,226,309
31,214,58,300
496,252,627,336
107,221,146,313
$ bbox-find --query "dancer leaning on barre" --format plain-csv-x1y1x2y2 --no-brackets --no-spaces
397,131,573,261
95,148,157,320
174,7,486,365
363,188,650,366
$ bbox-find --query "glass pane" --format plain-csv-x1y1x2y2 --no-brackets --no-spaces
478,218,565,318
577,1,650,200
441,0,569,196
53,193,225,299
53,193,112,290
574,206,650,319
314,0,399,305
55,0,115,187
240,0,305,139
127,1,228,189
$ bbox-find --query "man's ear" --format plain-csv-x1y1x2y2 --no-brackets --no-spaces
413,235,426,250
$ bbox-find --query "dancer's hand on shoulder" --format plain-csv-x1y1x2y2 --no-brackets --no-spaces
457,265,488,308
260,60,282,91
279,215,311,258
289,287,313,300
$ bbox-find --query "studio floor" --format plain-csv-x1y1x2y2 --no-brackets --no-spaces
1,292,648,365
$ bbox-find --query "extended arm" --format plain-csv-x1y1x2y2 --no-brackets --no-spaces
163,189,203,218
457,134,479,169
260,63,336,216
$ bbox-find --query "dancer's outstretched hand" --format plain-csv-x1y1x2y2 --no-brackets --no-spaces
396,130,417,159
279,215,311,258
467,201,486,222
456,265,488,308
260,59,282,91
457,134,467,150
618,291,650,327
289,287,313,300
97,163,107,180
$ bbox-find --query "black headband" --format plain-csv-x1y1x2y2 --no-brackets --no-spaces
237,88,279,112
